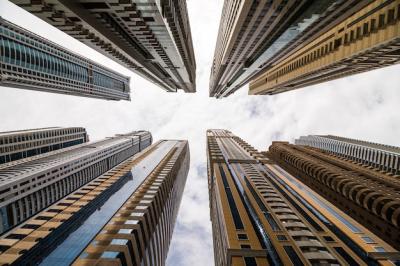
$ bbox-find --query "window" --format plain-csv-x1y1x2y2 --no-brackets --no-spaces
219,166,244,230
277,235,287,241
20,43,26,68
334,247,358,265
283,246,303,266
388,9,395,24
363,23,369,35
356,27,362,39
361,236,375,244
32,48,38,71
51,54,57,75
238,233,248,240
57,57,62,76
378,14,385,28
371,18,377,32
323,236,334,242
26,46,32,69
244,257,257,266
334,38,342,49
15,42,22,66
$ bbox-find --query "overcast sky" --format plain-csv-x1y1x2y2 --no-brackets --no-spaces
1,0,400,265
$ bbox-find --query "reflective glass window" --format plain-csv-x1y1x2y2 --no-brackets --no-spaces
69,62,73,79
40,50,46,72
0,38,8,63
72,63,76,80
9,39,16,65
51,54,57,75
20,43,26,68
14,42,21,66
31,48,37,71
41,51,46,72
37,49,43,71
57,57,62,76
25,46,31,68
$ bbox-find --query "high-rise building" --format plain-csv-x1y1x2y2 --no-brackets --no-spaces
296,135,400,175
249,0,400,95
268,139,400,250
0,127,88,165
0,131,152,234
0,139,189,266
11,0,197,93
210,0,400,98
207,129,399,266
0,17,131,101
209,0,367,98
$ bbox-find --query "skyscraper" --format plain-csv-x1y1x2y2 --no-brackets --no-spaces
0,127,88,164
11,0,196,93
249,0,400,95
0,17,131,101
0,139,189,266
0,130,152,234
207,129,399,265
210,0,400,98
296,135,400,174
268,139,400,250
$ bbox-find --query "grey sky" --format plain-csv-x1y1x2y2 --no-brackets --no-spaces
1,0,400,265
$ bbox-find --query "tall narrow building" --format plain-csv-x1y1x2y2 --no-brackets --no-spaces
296,135,400,174
0,17,131,101
207,129,399,265
0,127,88,164
11,0,196,93
0,130,152,234
0,139,189,266
210,0,400,98
268,138,400,250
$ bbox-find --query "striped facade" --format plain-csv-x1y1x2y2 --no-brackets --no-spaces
209,0,372,98
296,135,400,175
0,139,189,266
268,141,400,250
207,129,399,266
0,17,131,101
0,127,88,165
75,140,189,266
249,0,400,95
0,131,152,234
11,0,196,93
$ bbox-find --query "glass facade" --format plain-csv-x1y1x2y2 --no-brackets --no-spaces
11,0,197,93
0,18,130,101
220,1,339,96
40,141,176,265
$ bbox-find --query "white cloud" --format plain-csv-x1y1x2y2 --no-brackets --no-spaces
1,0,400,265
